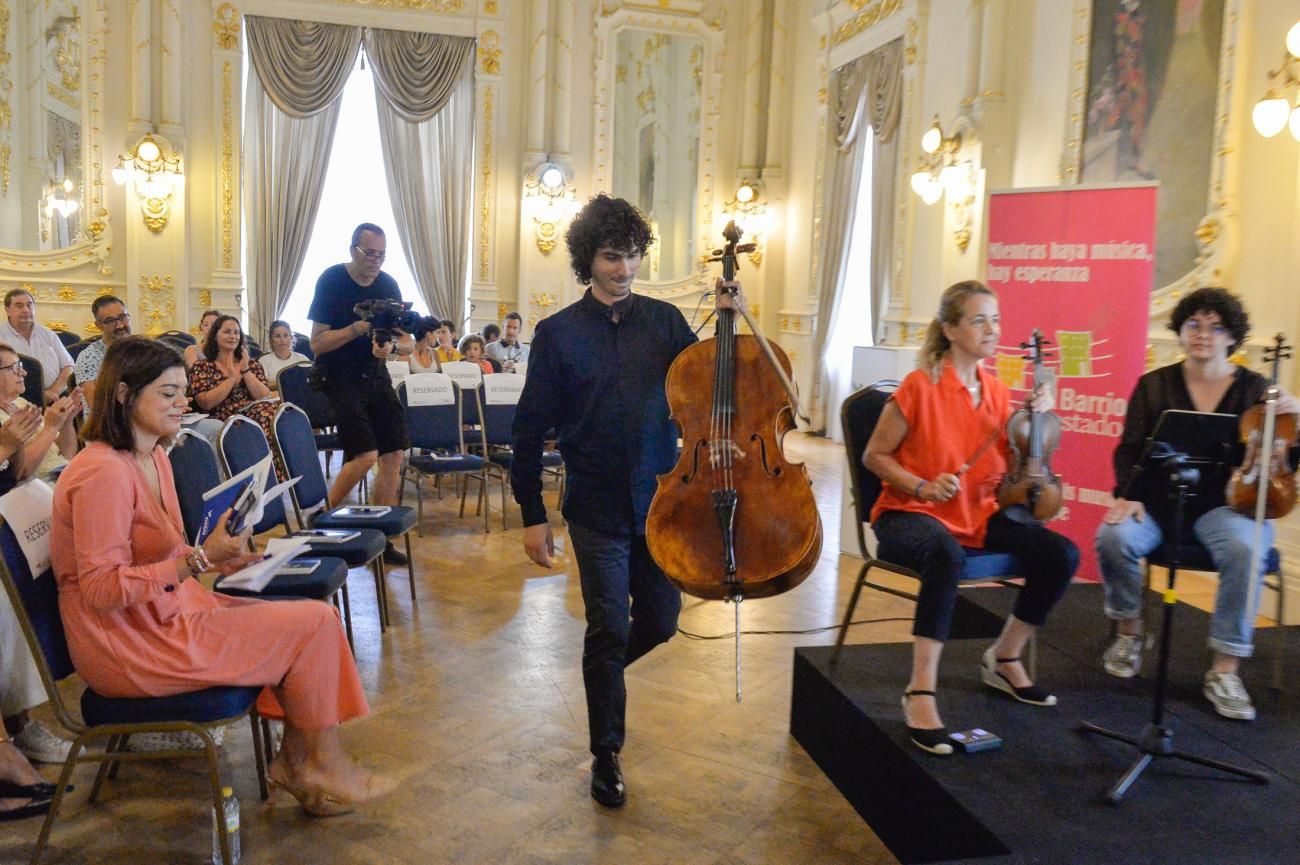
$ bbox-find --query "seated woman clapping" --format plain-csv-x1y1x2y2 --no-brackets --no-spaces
864,281,1078,756
0,341,82,488
189,315,276,433
51,337,394,815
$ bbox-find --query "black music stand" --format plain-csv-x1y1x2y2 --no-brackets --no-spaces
1079,410,1270,803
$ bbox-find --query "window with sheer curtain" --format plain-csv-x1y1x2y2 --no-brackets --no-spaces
273,61,430,333
822,134,876,442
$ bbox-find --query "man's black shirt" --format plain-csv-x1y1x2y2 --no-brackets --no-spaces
307,263,402,377
511,289,698,536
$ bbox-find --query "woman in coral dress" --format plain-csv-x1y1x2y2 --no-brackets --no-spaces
51,337,393,815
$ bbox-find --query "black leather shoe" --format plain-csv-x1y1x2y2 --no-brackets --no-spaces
590,752,625,808
382,542,408,566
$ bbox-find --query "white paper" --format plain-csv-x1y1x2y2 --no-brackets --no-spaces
0,480,55,577
217,537,311,592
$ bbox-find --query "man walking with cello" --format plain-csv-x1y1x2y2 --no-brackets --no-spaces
512,195,738,808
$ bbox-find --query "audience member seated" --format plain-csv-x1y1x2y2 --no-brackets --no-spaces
51,336,395,816
0,342,81,484
188,315,278,448
408,317,441,374
182,309,220,370
3,587,71,770
482,323,501,345
260,320,309,392
73,294,133,416
458,334,494,375
484,311,530,373
434,319,462,365
0,290,76,457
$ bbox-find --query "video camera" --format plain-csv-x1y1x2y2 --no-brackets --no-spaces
353,299,421,347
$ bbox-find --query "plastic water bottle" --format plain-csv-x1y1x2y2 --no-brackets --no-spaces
211,786,240,864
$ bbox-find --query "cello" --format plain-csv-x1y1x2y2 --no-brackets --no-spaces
996,329,1064,521
645,222,822,698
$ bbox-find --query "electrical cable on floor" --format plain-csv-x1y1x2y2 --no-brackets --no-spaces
676,616,914,640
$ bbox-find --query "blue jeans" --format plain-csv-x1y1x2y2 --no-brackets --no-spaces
873,509,1078,642
1095,505,1274,658
567,522,681,755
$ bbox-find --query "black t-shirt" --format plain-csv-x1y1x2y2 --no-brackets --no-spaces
307,263,402,376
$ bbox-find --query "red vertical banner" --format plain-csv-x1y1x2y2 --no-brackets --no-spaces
986,185,1156,581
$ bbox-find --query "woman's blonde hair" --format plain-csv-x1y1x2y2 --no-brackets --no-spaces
918,280,997,380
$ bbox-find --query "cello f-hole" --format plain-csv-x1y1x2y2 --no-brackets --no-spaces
682,439,708,484
749,433,782,477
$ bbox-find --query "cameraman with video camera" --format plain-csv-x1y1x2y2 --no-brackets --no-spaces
308,223,414,565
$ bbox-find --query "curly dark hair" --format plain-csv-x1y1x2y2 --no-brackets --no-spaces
1168,287,1250,353
565,195,655,285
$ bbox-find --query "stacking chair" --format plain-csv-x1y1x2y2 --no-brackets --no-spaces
399,373,490,533
440,361,486,432
479,373,564,530
17,353,45,407
1144,541,1287,690
271,402,412,626
831,381,1031,665
168,428,357,645
0,517,266,865
276,362,339,473
52,328,82,349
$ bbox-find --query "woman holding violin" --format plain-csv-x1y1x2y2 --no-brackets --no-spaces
865,281,1078,756
1096,287,1298,721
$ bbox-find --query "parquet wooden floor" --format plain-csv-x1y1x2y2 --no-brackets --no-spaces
1,433,909,865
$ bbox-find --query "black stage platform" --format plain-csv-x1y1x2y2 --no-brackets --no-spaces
791,585,1298,865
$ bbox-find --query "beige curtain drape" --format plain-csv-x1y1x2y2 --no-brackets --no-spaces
809,39,904,434
243,16,361,337
364,30,475,326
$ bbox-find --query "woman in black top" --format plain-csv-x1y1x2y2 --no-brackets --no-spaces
1095,287,1297,721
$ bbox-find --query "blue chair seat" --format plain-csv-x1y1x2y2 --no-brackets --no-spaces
486,450,562,470
1150,542,1279,574
215,557,349,599
81,685,262,727
313,505,418,538
409,453,487,473
315,432,339,451
294,530,387,568
959,549,1026,582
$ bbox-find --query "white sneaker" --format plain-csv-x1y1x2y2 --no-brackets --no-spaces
1203,671,1256,721
126,726,226,753
1102,634,1143,678
12,720,72,764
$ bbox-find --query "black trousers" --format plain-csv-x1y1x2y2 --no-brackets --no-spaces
567,522,681,756
873,509,1079,642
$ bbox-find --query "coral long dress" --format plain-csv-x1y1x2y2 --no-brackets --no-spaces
51,442,368,730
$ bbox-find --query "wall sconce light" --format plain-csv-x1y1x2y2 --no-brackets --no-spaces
523,159,578,254
1251,21,1300,140
723,179,768,267
910,115,978,252
111,133,183,232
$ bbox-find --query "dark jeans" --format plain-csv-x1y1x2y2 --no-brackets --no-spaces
873,509,1079,642
567,522,681,756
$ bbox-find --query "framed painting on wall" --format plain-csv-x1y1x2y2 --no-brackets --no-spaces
1080,0,1225,290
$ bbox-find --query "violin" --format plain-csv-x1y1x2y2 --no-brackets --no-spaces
1226,334,1297,520
645,222,822,603
996,329,1064,521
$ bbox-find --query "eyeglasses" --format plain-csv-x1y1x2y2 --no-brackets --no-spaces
0,360,25,376
355,246,387,262
96,311,131,328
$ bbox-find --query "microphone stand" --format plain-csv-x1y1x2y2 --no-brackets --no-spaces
1080,453,1270,803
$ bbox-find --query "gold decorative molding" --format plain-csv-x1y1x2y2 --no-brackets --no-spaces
478,85,493,281
496,302,507,320
336,0,464,10
904,18,918,65
220,61,234,268
213,3,240,50
47,320,70,331
484,0,497,13
477,30,501,75
138,274,176,335
533,217,559,254
1,0,12,196
832,0,904,47
198,289,213,306
529,291,557,310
